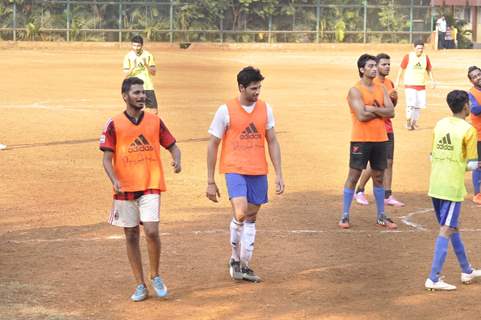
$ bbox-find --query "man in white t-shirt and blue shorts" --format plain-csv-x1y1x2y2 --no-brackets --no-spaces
206,66,285,283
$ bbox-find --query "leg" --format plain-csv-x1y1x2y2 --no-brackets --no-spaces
354,165,372,205
371,169,386,220
240,202,261,267
341,142,369,227
342,167,362,219
425,198,458,290
473,141,481,203
124,226,145,286
143,222,160,279
451,231,473,275
384,159,393,195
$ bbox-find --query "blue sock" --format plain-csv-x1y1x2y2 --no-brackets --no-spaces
473,169,481,195
342,188,354,219
451,232,472,274
429,236,449,282
373,186,385,219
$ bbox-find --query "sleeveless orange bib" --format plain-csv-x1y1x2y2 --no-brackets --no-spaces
113,112,166,192
220,98,268,175
350,81,388,142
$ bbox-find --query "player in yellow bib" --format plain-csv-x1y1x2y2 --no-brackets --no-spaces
425,90,481,291
123,35,159,115
395,40,435,130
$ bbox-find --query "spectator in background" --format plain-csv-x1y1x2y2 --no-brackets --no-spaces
436,15,447,49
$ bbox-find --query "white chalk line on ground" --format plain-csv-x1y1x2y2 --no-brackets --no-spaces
400,208,433,231
3,208,439,244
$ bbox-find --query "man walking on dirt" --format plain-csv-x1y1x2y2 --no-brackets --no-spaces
100,77,181,301
206,66,285,283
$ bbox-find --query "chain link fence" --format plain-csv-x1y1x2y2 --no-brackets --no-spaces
0,0,435,43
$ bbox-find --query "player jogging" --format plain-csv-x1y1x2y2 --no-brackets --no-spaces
206,66,285,282
395,40,435,130
123,35,159,115
339,54,396,230
467,66,481,204
425,90,481,291
355,53,405,207
100,77,181,301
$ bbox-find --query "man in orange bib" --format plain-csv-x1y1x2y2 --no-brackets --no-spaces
339,54,395,229
355,53,405,208
100,77,181,302
467,66,481,204
206,67,285,282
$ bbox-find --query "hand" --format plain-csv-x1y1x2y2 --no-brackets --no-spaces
275,175,285,195
113,180,122,194
206,183,220,202
171,159,181,173
430,80,436,89
389,90,398,101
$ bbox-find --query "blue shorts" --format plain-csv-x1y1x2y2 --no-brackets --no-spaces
225,173,268,205
432,198,461,228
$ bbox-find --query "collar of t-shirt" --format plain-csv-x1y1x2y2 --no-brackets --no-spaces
124,110,144,125
240,102,256,113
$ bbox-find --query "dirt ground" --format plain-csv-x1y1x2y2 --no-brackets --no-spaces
2,42,481,320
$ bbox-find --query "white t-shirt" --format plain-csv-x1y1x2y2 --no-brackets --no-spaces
436,18,447,32
208,102,275,139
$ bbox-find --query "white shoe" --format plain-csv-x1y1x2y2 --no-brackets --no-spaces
0,144,6,150
425,278,456,291
461,268,481,284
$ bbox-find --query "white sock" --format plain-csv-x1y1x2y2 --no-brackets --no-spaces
406,106,412,120
412,108,421,121
230,218,243,261
240,221,256,266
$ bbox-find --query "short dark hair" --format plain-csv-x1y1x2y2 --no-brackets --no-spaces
357,54,376,78
122,77,144,94
413,40,424,47
468,66,481,80
131,35,143,45
446,90,469,114
237,66,264,88
376,53,390,63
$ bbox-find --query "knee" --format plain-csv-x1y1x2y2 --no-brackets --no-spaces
144,227,159,240
245,212,257,223
233,209,247,222
439,226,456,238
125,228,140,243
371,172,384,186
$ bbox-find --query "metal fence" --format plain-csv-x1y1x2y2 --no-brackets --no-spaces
0,0,435,43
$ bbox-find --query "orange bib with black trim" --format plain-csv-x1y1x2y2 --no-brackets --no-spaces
113,112,166,192
220,98,268,175
350,81,388,142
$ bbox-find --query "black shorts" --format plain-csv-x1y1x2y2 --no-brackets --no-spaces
145,90,158,109
349,141,387,171
477,141,481,161
386,132,394,160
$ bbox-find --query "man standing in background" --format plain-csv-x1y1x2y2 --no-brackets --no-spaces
395,41,435,130
124,35,159,115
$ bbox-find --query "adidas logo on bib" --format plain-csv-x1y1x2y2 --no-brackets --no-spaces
240,122,261,140
436,133,454,151
128,134,154,153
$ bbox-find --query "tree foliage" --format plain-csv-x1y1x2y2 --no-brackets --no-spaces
0,0,449,43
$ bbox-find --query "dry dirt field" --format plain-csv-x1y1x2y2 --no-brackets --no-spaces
2,42,481,320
